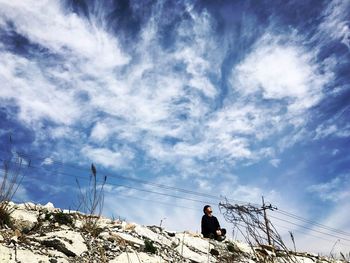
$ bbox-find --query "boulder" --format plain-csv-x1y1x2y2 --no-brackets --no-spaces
110,251,159,263
10,208,39,231
175,232,211,254
0,244,51,262
35,230,87,257
134,225,172,247
176,243,214,263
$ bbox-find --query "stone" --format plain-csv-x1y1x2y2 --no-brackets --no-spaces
43,202,55,210
0,244,50,262
175,232,211,254
0,203,343,263
123,222,136,231
134,225,172,247
96,217,112,228
111,232,144,246
10,208,39,231
36,230,87,257
235,240,254,254
110,251,159,263
176,243,214,263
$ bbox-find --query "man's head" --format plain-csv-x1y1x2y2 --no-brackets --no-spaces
203,205,213,216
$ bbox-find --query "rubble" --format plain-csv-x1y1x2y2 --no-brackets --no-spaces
0,202,346,262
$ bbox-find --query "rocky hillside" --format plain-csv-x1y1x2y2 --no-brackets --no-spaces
0,202,347,263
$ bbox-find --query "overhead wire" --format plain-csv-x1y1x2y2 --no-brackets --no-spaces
0,159,217,205
1,150,350,243
269,215,350,243
274,209,350,237
1,149,254,206
273,222,345,246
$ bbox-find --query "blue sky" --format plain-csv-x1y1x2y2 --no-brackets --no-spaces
0,0,350,253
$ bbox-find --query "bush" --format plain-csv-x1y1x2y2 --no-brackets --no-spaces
227,242,237,253
144,239,157,254
53,212,73,225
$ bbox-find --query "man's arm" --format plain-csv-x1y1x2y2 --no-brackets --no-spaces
214,216,221,230
201,216,209,236
201,216,205,234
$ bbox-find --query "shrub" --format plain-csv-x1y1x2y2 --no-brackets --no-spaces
53,212,73,225
144,239,157,254
227,242,237,253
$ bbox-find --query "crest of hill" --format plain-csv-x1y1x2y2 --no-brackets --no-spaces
0,202,347,263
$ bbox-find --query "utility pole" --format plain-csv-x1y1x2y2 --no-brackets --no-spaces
262,196,272,246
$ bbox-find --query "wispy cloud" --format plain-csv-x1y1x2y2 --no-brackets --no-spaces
319,0,350,49
307,175,350,202
0,0,349,254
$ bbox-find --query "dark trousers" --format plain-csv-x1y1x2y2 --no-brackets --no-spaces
208,228,226,240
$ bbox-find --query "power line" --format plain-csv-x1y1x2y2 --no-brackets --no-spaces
8,159,350,244
1,150,253,206
273,222,345,246
2,151,350,241
275,209,350,237
12,162,217,206
115,194,198,211
269,215,350,243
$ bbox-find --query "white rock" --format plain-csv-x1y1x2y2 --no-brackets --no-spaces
176,244,213,263
16,249,50,262
96,217,112,228
110,251,159,263
10,209,38,231
234,240,254,254
16,202,36,210
47,249,69,263
134,225,172,247
43,202,55,210
112,232,144,246
74,219,84,228
175,232,211,254
0,244,11,262
294,256,317,263
36,230,87,256
0,244,50,262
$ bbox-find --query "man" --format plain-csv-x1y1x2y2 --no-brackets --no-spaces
201,205,226,241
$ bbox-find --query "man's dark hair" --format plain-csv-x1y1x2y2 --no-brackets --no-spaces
203,205,211,214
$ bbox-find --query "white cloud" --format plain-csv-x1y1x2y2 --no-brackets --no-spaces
42,158,53,166
232,34,331,113
81,145,134,170
0,0,321,175
290,200,350,254
319,0,350,49
1,2,347,255
0,52,81,125
0,0,130,68
307,175,350,202
270,159,281,168
315,124,338,139
315,123,350,140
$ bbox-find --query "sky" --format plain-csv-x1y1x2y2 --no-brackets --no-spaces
0,0,350,254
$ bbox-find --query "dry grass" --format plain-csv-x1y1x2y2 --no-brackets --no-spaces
0,155,27,228
76,163,107,236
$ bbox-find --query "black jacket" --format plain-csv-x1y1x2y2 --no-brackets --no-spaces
201,214,220,238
